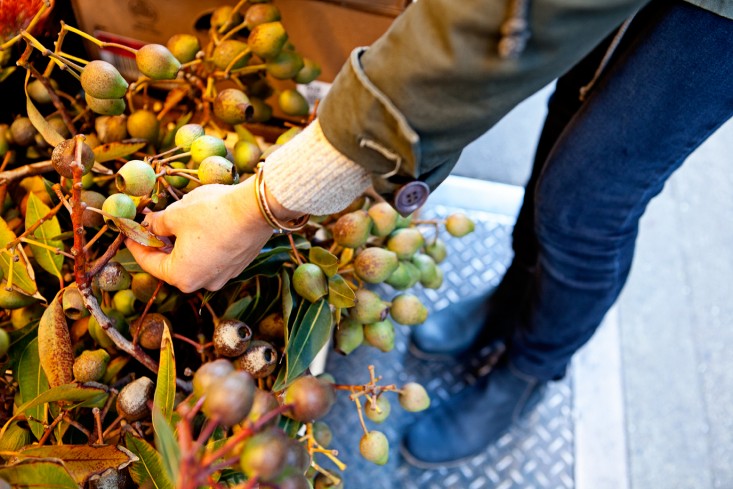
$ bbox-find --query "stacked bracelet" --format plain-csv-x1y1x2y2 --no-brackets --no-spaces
254,163,310,233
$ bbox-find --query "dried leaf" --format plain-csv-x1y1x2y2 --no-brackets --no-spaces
25,192,64,279
15,445,138,485
0,459,76,489
153,323,176,422
111,217,165,247
328,274,356,308
37,292,73,388
309,246,339,277
17,337,49,441
26,78,64,148
93,140,147,163
124,433,174,489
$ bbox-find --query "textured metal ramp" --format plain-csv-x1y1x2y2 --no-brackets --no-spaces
322,198,576,489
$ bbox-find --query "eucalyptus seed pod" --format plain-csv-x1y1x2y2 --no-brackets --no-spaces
411,254,440,287
234,340,278,378
257,312,284,342
96,261,132,292
312,421,333,448
359,430,389,465
425,238,448,264
350,289,389,324
202,370,255,426
283,375,336,422
116,376,154,421
131,272,164,303
354,247,399,284
385,261,421,290
398,382,431,412
51,138,95,178
368,202,399,237
130,313,170,350
292,263,328,303
37,292,74,388
240,428,290,482
73,349,110,382
332,210,372,248
387,228,424,260
334,318,363,355
445,213,475,237
192,359,234,398
390,293,428,326
245,387,280,428
363,319,395,353
62,283,89,320
364,395,391,423
213,319,252,357
285,438,311,473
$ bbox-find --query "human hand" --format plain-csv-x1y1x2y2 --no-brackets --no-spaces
127,175,294,292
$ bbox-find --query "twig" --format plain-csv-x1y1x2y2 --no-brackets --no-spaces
38,411,65,446
86,233,124,278
93,407,104,444
0,160,54,185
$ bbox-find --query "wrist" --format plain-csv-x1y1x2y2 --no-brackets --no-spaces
264,184,305,222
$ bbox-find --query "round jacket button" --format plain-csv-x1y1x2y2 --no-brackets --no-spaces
394,181,430,216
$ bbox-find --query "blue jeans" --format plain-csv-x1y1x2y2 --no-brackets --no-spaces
506,0,733,381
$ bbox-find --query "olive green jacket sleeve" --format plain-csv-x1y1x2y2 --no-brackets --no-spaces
317,0,647,196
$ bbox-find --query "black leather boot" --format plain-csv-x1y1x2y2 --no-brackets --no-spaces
409,262,533,359
401,361,546,468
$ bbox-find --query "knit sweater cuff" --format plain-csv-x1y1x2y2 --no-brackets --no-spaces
264,120,371,216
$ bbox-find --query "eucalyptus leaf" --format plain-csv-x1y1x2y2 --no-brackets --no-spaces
111,217,165,247
273,299,332,391
111,248,144,272
124,433,175,489
222,296,252,320
17,337,49,441
281,269,294,347
236,252,291,282
26,80,64,147
0,459,77,489
0,421,31,453
93,140,147,163
309,246,339,277
278,416,303,438
152,405,181,487
25,192,64,279
0,219,40,298
328,274,356,308
153,323,176,422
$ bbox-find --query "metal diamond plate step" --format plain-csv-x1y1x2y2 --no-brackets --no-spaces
322,183,576,489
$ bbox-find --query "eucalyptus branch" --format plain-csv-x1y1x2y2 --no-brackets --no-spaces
0,160,55,185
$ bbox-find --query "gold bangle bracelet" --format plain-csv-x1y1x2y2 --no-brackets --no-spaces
254,163,310,234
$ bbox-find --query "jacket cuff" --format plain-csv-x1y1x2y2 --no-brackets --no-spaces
318,48,422,196
264,120,371,216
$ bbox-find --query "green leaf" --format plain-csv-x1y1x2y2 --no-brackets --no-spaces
0,66,16,83
281,269,294,346
102,356,129,384
278,416,303,438
273,299,333,391
0,460,77,489
15,445,138,485
309,247,339,277
111,248,144,272
26,80,64,147
0,219,40,298
153,323,176,422
25,192,64,279
236,252,291,282
124,433,175,489
328,274,356,308
152,405,180,487
17,337,49,441
0,422,32,453
7,321,39,373
222,296,252,320
111,217,165,247
92,140,147,163
242,276,282,326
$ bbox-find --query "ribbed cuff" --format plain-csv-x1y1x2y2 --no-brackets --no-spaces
264,120,371,216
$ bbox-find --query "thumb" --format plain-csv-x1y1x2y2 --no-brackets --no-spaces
126,239,174,284
143,210,175,237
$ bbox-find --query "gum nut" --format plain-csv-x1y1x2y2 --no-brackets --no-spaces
130,313,170,350
126,109,160,143
354,247,399,284
131,272,160,302
276,473,310,489
398,382,430,412
211,39,251,70
332,210,372,248
164,161,189,189
84,132,101,149
249,97,273,122
80,191,106,228
312,421,333,448
368,202,398,237
314,473,343,489
174,123,204,151
385,261,421,290
445,212,475,237
199,155,236,185
116,160,156,196
275,126,302,145
191,135,227,164
95,115,128,143
266,50,304,80
245,3,281,28
285,438,311,473
0,329,9,357
257,312,284,342
211,5,243,30
283,375,336,422
387,228,425,260
292,263,328,303
96,261,132,291
88,310,126,351
0,289,36,310
214,88,253,125
350,289,389,324
278,89,309,117
411,254,439,285
27,79,55,104
390,293,428,326
81,60,128,99
245,387,280,427
166,33,200,63
85,94,126,116
213,319,252,357
334,318,363,355
202,370,255,426
425,238,448,263
192,358,234,398
234,340,278,378
364,395,391,423
62,284,89,320
363,319,396,352
395,213,413,228
136,44,181,80
102,193,137,222
240,428,289,481
294,58,322,84
116,376,154,421
10,117,37,146
51,138,95,178
359,431,389,465
112,289,136,317
248,21,288,60
73,349,110,382
422,266,443,289
47,115,70,138
233,140,262,173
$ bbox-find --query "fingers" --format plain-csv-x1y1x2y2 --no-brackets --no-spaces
143,210,175,237
125,239,177,287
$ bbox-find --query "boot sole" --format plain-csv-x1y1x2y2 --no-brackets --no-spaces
400,440,483,469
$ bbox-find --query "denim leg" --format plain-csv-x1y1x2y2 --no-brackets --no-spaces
510,0,733,381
